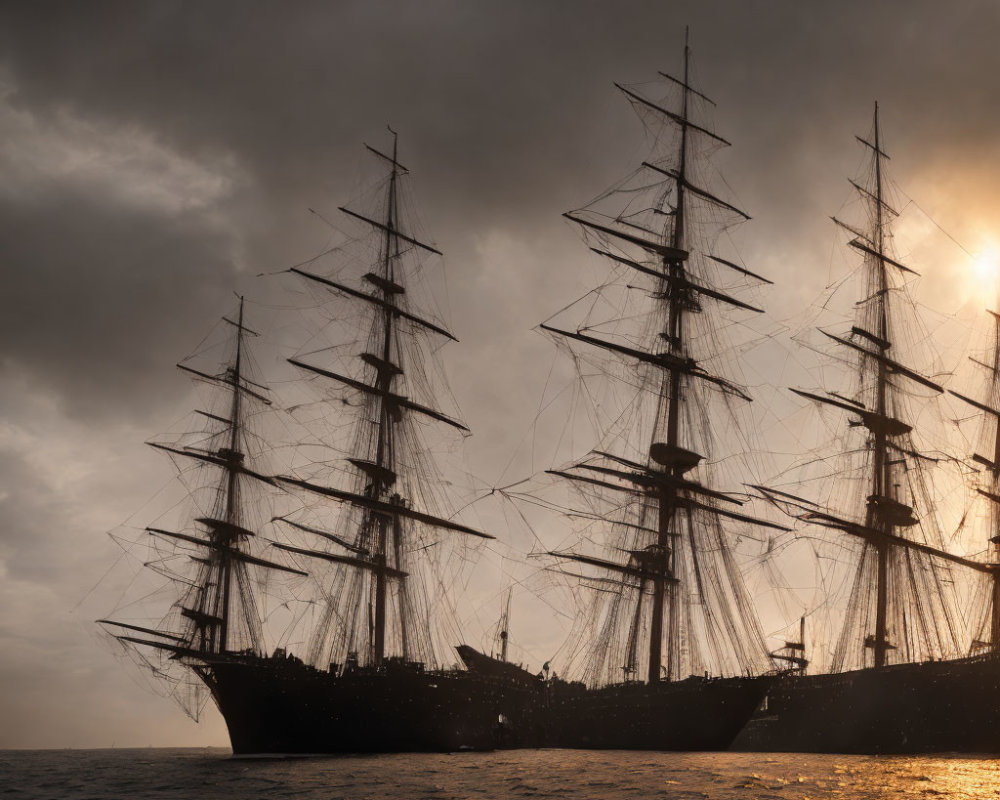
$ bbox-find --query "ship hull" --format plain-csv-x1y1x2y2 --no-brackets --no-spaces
200,654,507,754
548,676,770,750
455,645,548,748
749,652,1000,753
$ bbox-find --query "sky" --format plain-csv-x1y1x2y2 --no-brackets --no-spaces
2,0,1000,748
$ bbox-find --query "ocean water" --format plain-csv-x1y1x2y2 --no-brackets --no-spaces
1,748,999,800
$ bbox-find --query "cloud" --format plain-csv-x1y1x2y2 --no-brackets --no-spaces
0,73,239,214
0,83,250,423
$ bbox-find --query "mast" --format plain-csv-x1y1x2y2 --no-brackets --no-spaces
758,105,975,672
868,103,892,669
101,298,312,662
284,133,492,671
370,129,401,667
189,297,289,655
217,296,247,652
543,30,777,687
648,26,691,685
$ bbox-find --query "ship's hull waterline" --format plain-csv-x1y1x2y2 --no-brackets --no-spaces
548,676,771,751
202,654,515,754
745,652,1000,754
201,651,771,754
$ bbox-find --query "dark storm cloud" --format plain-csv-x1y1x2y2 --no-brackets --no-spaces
2,0,1000,747
0,184,238,422
4,1,998,405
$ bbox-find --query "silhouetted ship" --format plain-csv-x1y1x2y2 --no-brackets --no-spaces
455,589,549,747
753,106,1000,754
525,31,779,750
100,134,529,754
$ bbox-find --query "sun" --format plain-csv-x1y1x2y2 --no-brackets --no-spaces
970,243,1000,292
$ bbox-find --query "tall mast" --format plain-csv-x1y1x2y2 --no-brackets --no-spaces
868,103,892,669
371,129,402,667
756,105,985,672
217,296,248,653
544,31,778,687
283,134,492,672
648,26,692,685
103,297,316,660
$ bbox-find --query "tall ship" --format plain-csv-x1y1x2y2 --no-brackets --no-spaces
523,32,780,750
753,106,1000,754
99,135,535,754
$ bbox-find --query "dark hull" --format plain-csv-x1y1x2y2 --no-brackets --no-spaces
748,652,1000,753
455,645,548,748
200,654,508,754
548,676,770,750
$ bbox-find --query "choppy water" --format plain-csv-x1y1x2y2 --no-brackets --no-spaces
2,748,999,799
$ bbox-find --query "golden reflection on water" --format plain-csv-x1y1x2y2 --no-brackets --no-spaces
5,748,1000,799
743,754,1000,799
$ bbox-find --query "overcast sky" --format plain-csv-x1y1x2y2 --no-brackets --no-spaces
2,0,1000,748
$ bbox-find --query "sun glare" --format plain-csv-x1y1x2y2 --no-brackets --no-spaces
971,243,1000,292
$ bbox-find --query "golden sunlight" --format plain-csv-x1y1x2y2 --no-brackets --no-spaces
970,243,1000,292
